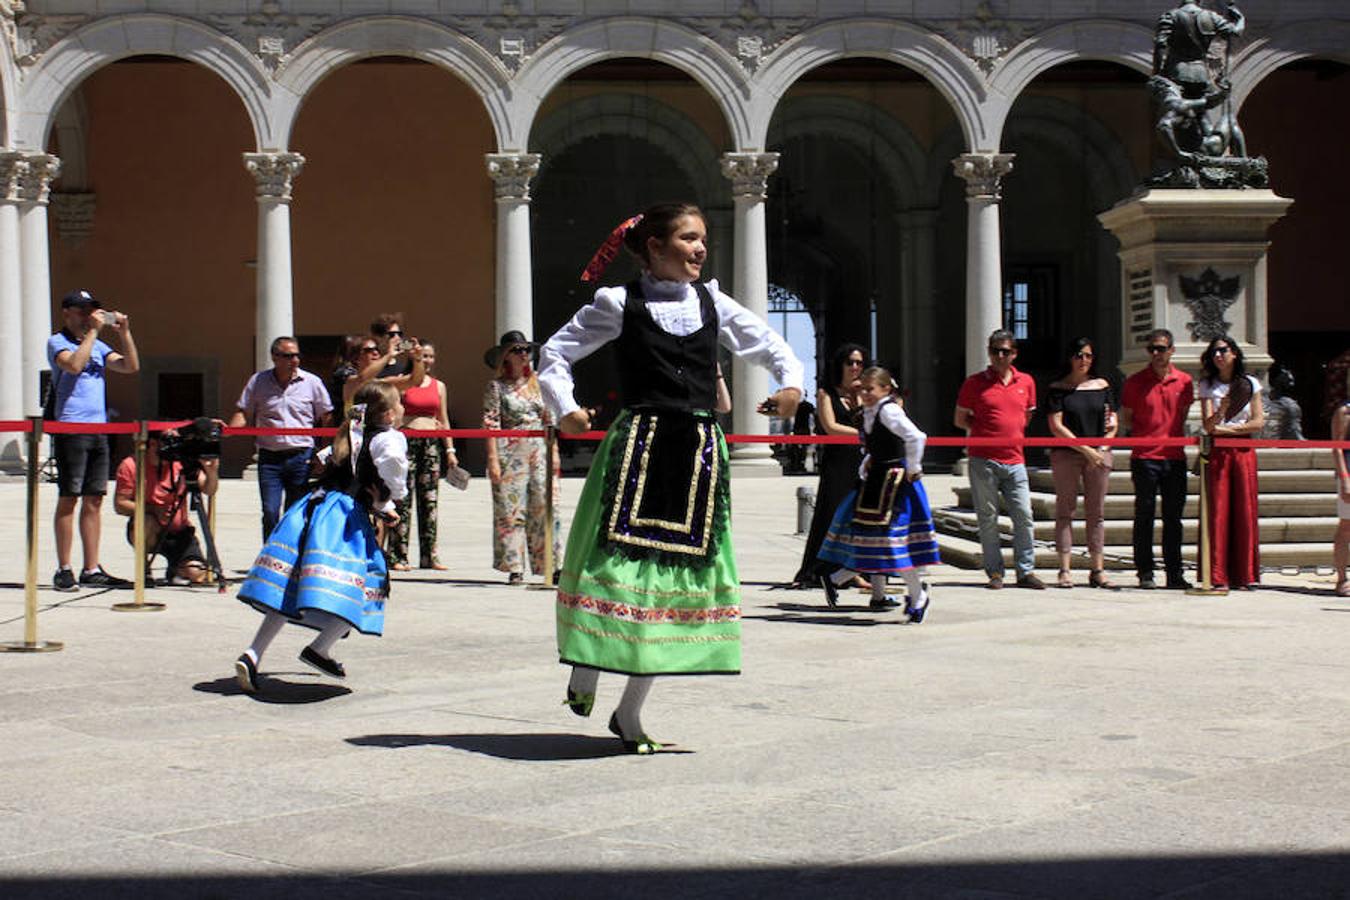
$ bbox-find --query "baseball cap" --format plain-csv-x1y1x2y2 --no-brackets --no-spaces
61,289,100,309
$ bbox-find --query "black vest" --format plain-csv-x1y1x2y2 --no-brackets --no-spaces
864,398,905,466
322,424,391,507
616,280,719,412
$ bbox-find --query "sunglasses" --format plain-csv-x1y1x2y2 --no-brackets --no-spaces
990,347,1016,357
385,330,403,337
1212,346,1232,356
1073,352,1094,360
361,346,380,354
508,346,531,355
1147,344,1171,354
273,352,301,360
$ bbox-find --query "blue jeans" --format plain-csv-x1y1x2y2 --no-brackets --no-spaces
257,447,314,541
967,457,1036,577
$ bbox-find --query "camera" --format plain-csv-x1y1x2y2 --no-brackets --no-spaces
100,310,126,327
157,417,222,465
398,338,416,353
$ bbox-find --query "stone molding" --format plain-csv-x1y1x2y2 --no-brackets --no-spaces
485,153,540,201
952,153,1015,201
720,152,779,200
18,152,60,205
50,191,95,246
211,2,329,73
243,152,305,202
1,3,87,67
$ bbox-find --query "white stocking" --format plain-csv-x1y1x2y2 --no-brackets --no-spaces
614,675,655,739
305,610,351,658
245,611,287,666
901,569,927,608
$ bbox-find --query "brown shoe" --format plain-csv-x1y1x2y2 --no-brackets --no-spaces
1016,573,1047,590
985,574,1004,590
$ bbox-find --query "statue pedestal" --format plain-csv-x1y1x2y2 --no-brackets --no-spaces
1098,189,1292,380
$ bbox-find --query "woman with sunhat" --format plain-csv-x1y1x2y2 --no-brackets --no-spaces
539,202,803,754
483,330,561,585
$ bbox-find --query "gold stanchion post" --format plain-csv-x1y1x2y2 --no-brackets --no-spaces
1188,434,1228,597
528,426,558,591
0,417,63,652
113,421,166,612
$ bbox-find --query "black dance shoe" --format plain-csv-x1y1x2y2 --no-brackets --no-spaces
820,575,840,608
299,646,346,679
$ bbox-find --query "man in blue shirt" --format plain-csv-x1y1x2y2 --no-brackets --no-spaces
47,290,140,591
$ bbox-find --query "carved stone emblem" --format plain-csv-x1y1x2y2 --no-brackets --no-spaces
50,192,96,247
448,6,569,73
1178,268,1241,341
683,2,808,73
213,1,329,72
922,1,1038,77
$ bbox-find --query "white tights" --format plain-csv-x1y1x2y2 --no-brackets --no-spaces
568,665,655,739
245,610,349,665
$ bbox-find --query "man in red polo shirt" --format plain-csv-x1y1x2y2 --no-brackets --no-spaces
955,330,1044,590
1119,328,1194,590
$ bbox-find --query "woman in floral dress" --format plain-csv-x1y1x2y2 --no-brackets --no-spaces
483,331,561,585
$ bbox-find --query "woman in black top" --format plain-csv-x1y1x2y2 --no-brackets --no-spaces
791,343,867,590
1046,338,1117,589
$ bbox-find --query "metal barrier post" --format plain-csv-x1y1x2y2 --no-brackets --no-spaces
528,426,558,591
1188,434,1228,597
113,421,166,612
0,417,63,653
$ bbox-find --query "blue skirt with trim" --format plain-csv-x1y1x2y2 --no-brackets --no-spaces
237,490,388,636
817,481,940,574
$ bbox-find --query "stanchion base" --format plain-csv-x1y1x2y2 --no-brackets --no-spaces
111,601,167,613
526,583,556,592
0,639,64,653
1186,587,1230,597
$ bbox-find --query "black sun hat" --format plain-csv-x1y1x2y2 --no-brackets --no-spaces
483,330,540,369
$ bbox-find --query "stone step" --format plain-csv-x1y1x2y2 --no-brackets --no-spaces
951,489,1339,518
934,530,1332,572
951,447,1336,476
934,507,1340,545
1025,468,1335,496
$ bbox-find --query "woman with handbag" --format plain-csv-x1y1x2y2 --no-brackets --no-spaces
1198,336,1264,590
817,367,939,618
388,341,456,571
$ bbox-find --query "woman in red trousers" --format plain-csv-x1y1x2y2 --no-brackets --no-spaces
1197,336,1264,590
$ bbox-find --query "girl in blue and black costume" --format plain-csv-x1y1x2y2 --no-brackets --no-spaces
233,381,408,693
818,366,939,619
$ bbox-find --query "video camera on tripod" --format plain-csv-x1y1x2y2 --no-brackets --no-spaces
146,417,228,591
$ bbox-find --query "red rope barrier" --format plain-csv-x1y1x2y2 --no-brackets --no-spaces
4,419,1348,450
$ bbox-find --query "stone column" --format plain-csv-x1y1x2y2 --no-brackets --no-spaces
486,153,540,341
244,152,304,371
20,154,61,420
721,152,779,471
0,152,30,467
898,208,939,430
952,153,1014,376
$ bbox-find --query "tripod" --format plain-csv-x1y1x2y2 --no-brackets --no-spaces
146,460,227,593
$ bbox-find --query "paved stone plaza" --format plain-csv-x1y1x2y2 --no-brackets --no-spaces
1,474,1347,898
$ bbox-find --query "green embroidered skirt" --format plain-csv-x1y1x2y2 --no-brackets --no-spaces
556,409,740,675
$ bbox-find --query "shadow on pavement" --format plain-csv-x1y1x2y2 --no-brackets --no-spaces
193,676,352,704
744,603,909,627
345,731,636,760
3,852,1347,899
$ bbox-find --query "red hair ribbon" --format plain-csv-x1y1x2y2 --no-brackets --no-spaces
580,214,643,283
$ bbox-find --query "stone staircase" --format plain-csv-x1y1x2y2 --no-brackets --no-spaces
934,448,1339,573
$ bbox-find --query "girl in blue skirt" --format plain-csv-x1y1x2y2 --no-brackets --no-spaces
233,381,408,693
818,367,939,620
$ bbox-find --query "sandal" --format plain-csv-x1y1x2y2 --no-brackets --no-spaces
1089,569,1119,591
1056,569,1073,589
390,562,411,572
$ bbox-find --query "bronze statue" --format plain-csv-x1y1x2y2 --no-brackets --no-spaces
1150,1,1268,188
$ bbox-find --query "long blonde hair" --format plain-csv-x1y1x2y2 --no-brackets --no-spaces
330,381,400,469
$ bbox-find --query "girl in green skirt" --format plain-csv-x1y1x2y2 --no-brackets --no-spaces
538,203,803,753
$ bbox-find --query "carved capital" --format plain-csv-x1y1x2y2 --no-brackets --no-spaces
485,153,541,201
244,152,305,202
720,152,779,200
952,153,1015,201
19,153,61,205
50,192,96,246
0,152,31,204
